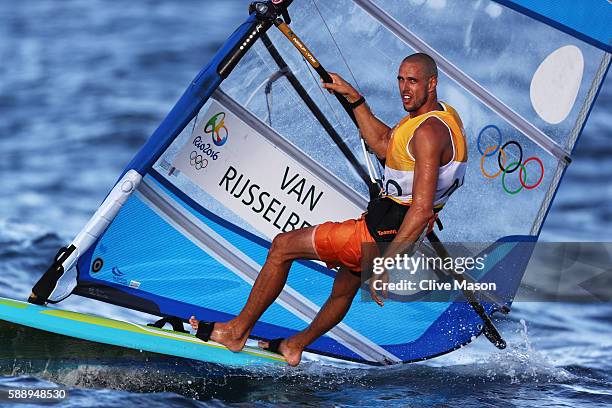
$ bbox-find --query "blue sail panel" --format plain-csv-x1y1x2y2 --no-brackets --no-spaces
492,0,612,53
76,168,535,364
75,176,365,363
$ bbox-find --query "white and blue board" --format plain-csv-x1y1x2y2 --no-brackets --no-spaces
0,297,285,367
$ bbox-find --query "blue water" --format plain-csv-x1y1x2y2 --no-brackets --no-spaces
1,1,611,407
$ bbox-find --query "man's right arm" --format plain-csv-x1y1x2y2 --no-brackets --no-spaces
322,73,391,159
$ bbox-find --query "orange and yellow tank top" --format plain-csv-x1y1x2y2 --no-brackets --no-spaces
383,102,467,207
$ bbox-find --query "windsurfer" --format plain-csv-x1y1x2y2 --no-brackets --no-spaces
190,53,467,366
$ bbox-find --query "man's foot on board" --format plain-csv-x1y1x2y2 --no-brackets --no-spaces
258,338,304,367
189,316,248,352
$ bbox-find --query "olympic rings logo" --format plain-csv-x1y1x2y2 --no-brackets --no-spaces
478,125,545,195
205,112,228,147
190,151,208,170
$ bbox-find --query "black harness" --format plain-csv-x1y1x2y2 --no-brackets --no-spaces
364,196,443,243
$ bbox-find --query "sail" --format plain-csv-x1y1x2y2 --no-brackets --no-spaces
491,0,612,53
32,0,610,365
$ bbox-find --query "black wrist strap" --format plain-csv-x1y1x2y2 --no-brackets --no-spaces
349,96,365,110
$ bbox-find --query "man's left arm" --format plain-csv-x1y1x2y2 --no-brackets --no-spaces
370,118,449,306
394,119,448,242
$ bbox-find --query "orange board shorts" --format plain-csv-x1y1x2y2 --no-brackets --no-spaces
313,216,375,273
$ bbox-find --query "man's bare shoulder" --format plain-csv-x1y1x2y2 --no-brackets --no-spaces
412,116,451,153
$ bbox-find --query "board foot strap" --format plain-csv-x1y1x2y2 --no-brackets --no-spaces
147,316,188,333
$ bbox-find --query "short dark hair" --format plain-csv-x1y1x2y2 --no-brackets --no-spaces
402,53,438,78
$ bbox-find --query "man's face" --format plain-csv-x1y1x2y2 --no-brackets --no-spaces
397,61,435,113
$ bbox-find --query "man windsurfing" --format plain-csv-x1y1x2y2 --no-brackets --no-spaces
190,52,467,366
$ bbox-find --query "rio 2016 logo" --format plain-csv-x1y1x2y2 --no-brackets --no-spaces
205,112,228,146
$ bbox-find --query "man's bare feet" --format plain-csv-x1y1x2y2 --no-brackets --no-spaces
258,338,304,367
189,316,249,352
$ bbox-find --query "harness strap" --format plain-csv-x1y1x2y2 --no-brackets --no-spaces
365,197,444,243
432,206,444,232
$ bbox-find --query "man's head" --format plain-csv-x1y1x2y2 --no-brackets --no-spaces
397,53,438,113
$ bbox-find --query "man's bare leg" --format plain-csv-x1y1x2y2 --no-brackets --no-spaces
258,267,362,366
189,226,320,351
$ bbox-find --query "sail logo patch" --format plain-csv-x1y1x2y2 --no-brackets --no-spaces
172,99,363,240
205,112,229,146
